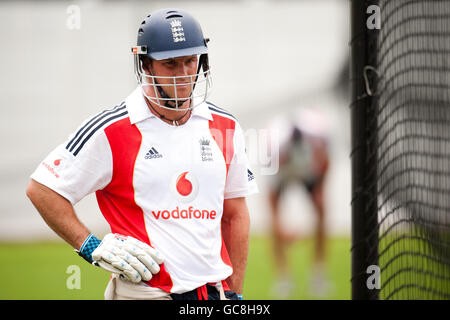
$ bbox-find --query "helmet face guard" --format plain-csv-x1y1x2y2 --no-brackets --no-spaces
132,9,212,111
133,51,212,110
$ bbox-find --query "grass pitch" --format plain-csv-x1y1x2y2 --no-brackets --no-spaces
0,236,350,300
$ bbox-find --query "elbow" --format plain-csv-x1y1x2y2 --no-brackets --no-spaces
26,180,39,202
222,209,250,229
222,198,250,224
26,181,33,199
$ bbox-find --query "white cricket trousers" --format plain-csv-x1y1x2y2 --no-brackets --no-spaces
104,274,172,300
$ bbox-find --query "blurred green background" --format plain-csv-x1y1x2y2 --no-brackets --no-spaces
0,236,350,300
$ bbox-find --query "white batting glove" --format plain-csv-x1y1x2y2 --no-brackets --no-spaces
92,233,164,283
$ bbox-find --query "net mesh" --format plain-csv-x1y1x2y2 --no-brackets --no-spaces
370,0,450,299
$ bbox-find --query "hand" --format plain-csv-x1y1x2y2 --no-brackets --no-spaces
92,233,164,283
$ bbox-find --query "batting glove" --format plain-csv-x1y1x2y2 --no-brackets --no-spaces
79,233,164,283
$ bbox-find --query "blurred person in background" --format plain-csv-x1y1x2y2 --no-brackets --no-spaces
266,108,331,298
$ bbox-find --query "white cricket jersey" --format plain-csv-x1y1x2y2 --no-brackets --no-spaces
31,86,258,293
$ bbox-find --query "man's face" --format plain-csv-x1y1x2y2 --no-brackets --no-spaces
143,55,198,104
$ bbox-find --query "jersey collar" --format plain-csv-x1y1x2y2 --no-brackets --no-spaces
126,86,213,124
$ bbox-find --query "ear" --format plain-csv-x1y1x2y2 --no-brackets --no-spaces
141,56,152,73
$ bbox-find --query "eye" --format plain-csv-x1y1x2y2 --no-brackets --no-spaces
164,60,177,67
185,56,197,65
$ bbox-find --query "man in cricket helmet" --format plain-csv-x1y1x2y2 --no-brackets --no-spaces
27,7,258,301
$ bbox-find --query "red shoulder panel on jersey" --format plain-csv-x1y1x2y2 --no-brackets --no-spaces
208,113,236,176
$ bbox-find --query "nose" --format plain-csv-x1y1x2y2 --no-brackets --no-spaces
175,64,192,83
179,62,191,77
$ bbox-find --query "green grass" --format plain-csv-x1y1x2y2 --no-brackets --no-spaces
244,236,350,300
0,236,350,300
378,233,450,300
0,242,109,300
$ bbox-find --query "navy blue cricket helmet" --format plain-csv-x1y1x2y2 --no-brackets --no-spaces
132,8,212,111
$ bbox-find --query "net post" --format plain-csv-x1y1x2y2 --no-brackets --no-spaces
350,0,380,300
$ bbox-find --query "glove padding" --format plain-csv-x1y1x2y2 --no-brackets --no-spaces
92,233,164,283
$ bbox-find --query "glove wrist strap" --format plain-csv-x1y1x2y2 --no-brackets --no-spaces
76,233,101,263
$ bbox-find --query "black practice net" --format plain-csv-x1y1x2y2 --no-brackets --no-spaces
353,0,450,299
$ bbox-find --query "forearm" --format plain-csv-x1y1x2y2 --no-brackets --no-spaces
222,199,250,294
26,179,91,250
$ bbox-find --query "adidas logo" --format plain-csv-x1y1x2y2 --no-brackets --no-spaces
145,147,163,159
247,169,255,182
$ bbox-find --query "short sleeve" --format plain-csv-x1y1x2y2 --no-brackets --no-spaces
224,122,259,199
30,126,113,205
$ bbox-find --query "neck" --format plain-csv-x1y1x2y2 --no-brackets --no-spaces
145,97,192,126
